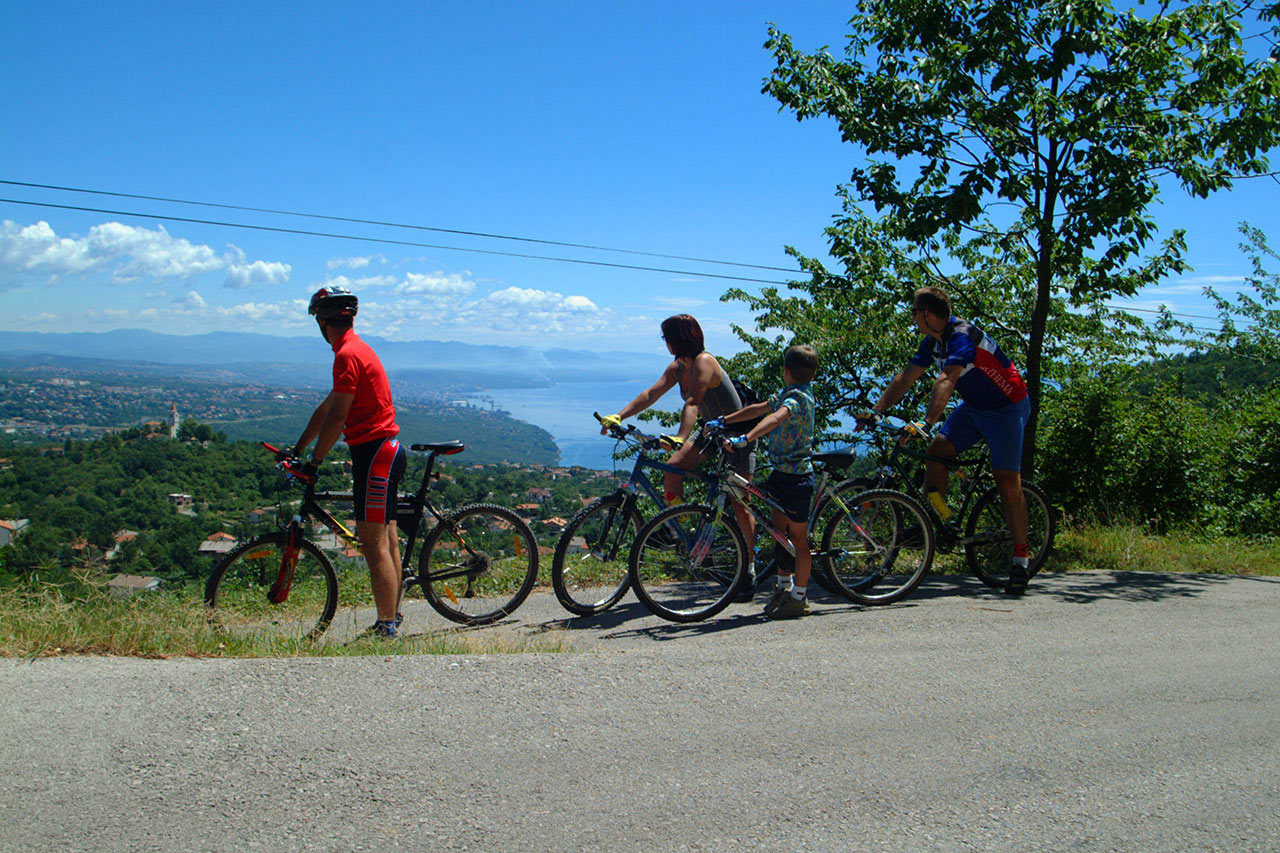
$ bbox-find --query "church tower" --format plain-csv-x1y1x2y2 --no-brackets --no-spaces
169,403,181,438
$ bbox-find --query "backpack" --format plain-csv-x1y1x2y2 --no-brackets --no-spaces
727,376,765,435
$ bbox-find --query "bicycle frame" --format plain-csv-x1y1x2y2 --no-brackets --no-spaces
259,441,477,603
859,428,994,548
709,463,861,565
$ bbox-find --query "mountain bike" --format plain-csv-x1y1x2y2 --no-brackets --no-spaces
550,413,728,616
627,426,936,622
205,440,539,640
853,419,1055,589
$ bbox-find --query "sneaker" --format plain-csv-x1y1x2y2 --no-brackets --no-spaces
1004,565,1029,596
771,595,811,620
763,586,790,617
361,619,399,638
734,567,757,602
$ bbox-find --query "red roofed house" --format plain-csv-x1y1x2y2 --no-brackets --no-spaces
198,531,238,555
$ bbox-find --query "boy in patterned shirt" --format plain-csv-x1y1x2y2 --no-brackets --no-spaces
720,345,818,619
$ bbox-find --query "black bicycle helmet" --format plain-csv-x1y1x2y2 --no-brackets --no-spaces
308,285,358,319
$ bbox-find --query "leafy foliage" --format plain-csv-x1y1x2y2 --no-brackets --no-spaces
0,432,622,586
758,0,1280,468
1037,365,1280,536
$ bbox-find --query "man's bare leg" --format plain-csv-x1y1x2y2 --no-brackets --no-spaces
992,469,1028,549
357,520,400,621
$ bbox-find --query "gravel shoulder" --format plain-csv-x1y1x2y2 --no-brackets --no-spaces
2,570,1278,851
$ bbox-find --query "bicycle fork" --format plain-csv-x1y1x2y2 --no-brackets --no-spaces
266,518,303,604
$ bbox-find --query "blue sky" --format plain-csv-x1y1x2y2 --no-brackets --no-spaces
1,1,1275,355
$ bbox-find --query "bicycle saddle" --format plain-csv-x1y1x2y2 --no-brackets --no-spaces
411,440,466,454
810,447,858,469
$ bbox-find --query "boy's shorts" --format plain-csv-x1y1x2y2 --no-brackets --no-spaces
765,470,814,524
350,435,407,524
938,397,1031,472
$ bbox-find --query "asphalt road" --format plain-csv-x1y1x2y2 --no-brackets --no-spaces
2,570,1278,852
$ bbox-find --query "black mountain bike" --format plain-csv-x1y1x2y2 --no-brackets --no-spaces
205,441,539,639
854,420,1056,589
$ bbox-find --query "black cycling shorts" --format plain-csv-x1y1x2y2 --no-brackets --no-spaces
350,436,407,524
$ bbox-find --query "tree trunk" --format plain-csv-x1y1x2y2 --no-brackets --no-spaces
1024,149,1060,477
1023,259,1053,477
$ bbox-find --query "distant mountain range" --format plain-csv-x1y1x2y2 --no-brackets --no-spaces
0,329,663,391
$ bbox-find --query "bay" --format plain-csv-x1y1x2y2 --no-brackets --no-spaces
466,379,684,470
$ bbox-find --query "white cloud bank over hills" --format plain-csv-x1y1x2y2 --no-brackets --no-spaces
0,218,647,345
0,219,292,291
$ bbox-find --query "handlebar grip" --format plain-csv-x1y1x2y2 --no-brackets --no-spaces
262,441,280,453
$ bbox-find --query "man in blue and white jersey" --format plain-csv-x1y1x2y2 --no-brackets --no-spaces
861,287,1033,594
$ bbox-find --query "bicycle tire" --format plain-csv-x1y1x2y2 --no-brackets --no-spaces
205,532,339,640
552,494,642,616
821,488,934,605
418,503,539,625
965,482,1056,589
629,502,746,623
808,478,877,595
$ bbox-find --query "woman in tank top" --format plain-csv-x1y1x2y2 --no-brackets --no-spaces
600,314,755,503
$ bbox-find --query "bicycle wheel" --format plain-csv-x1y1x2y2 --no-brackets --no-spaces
205,532,338,640
418,504,539,625
629,502,745,623
807,478,876,595
552,494,642,616
821,488,934,605
965,482,1056,589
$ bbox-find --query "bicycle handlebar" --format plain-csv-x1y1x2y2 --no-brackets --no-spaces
593,411,665,449
260,441,317,485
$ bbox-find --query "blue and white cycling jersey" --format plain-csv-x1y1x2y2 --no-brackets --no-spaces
910,317,1028,411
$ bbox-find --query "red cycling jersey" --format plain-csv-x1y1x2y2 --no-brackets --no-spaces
330,328,399,445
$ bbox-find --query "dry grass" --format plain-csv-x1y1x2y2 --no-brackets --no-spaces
0,576,574,659
5,523,1276,658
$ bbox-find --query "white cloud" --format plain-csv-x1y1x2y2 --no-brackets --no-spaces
461,287,613,333
651,296,707,309
0,220,104,288
0,218,291,291
224,259,292,289
318,273,399,292
396,271,476,296
90,222,225,281
326,254,385,270
175,290,207,309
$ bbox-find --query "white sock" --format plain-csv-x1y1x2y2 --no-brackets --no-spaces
1013,556,1029,568
777,575,793,591
791,584,806,600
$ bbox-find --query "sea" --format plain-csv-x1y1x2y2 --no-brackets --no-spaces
466,378,685,471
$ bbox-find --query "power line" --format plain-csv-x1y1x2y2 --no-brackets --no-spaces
0,197,797,286
1101,304,1236,323
0,190,1251,328
0,178,799,274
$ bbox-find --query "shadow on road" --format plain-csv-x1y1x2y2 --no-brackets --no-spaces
523,585,867,640
508,569,1257,643
907,569,1240,605
1031,569,1236,604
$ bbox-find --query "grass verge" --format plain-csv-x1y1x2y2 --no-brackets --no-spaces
0,577,574,659
1053,525,1280,576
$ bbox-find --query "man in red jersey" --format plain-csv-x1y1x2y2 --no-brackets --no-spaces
285,285,407,637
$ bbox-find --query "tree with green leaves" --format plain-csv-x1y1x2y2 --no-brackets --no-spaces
751,0,1280,468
